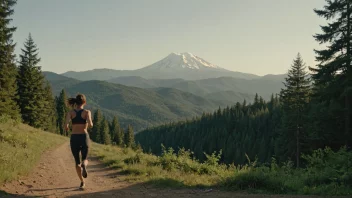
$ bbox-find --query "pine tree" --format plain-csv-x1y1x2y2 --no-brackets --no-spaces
280,53,310,167
311,0,352,148
0,0,20,120
124,125,135,147
120,127,125,146
41,81,56,132
110,116,123,145
91,109,102,142
55,89,69,135
100,118,111,145
17,33,48,128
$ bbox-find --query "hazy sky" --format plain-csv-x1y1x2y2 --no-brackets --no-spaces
12,0,326,76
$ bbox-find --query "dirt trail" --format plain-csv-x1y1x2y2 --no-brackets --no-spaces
0,142,332,198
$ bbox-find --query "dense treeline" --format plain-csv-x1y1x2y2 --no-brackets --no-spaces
0,0,22,120
89,108,135,147
0,0,56,131
136,94,282,164
136,0,352,166
90,109,135,147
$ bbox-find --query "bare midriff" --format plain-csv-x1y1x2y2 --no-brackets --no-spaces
71,124,88,134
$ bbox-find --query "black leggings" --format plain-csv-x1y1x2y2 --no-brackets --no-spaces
70,133,90,165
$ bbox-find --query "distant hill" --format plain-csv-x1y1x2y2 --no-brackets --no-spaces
43,71,80,95
46,76,229,131
108,76,185,89
62,52,260,81
108,75,285,101
260,74,287,81
204,91,255,104
168,76,285,100
46,70,284,130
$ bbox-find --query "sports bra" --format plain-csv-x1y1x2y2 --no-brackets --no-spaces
72,109,87,125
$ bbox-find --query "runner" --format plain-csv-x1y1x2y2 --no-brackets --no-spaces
64,93,93,189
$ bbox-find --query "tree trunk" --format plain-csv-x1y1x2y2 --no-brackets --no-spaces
346,2,351,149
346,94,351,149
296,124,300,168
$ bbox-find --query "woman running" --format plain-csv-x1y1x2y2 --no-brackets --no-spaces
64,93,93,189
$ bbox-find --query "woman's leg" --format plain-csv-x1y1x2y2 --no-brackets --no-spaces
80,134,90,178
75,165,84,182
70,136,84,182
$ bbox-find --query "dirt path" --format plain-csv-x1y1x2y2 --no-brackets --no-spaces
0,142,334,198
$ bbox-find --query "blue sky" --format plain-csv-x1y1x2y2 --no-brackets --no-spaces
13,0,326,75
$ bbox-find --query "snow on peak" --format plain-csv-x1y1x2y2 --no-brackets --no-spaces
147,52,222,70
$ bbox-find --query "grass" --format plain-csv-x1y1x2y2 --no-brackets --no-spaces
91,144,229,188
0,117,67,184
91,143,352,196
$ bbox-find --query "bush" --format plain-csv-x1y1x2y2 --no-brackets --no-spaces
302,147,352,187
221,169,289,193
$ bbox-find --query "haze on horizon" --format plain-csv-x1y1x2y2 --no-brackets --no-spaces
13,0,325,76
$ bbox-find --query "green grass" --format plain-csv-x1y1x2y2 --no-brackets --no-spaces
91,143,352,196
0,117,67,184
91,143,230,188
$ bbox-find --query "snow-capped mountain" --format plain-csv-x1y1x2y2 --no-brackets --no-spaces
63,52,260,80
141,52,223,70
135,52,260,79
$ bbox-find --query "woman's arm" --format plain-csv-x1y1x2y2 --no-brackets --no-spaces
64,112,71,131
87,110,93,128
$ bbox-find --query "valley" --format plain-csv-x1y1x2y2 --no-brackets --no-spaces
44,53,285,131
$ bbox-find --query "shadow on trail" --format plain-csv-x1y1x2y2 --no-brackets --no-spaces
64,178,346,198
65,178,250,198
0,190,34,198
27,187,77,192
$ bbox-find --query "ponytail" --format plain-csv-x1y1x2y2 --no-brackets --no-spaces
67,93,87,107
67,98,77,107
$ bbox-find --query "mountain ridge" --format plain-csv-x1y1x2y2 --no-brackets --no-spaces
45,77,231,131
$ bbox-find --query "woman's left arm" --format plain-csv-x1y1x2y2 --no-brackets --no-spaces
64,112,71,131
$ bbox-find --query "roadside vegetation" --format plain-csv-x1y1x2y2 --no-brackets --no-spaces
92,142,352,196
0,117,66,184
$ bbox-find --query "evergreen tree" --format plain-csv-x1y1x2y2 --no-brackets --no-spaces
55,89,69,135
124,125,135,147
0,0,20,119
280,53,310,167
41,81,56,132
110,116,123,145
311,0,352,148
17,33,52,129
91,109,102,142
100,118,111,145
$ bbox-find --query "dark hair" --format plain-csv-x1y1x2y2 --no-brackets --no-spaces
67,94,86,107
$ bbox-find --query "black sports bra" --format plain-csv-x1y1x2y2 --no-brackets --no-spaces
72,109,87,125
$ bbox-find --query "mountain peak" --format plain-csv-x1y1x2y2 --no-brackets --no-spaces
144,52,222,70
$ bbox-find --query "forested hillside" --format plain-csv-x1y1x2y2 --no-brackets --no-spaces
108,75,284,101
55,80,231,131
136,51,352,167
136,94,282,164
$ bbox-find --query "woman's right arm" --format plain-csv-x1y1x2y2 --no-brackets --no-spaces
87,110,93,128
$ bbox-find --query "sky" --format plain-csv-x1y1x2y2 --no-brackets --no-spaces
12,0,326,76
